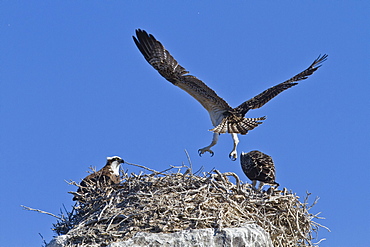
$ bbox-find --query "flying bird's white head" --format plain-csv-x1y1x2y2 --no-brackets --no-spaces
106,156,124,176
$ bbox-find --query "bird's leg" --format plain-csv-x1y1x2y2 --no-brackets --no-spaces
251,180,257,189
228,133,239,161
257,181,265,191
198,132,219,157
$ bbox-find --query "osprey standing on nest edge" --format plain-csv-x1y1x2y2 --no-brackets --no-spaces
240,150,279,191
133,29,327,160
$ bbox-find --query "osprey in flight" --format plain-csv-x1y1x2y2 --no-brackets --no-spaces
240,150,279,191
73,156,124,201
133,29,327,160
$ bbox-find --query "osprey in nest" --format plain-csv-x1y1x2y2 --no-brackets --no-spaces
72,156,124,202
133,29,327,160
240,150,279,191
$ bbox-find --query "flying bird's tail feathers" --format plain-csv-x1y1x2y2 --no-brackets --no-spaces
210,115,266,135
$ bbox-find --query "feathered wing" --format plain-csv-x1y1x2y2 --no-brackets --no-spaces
73,169,120,201
210,54,327,135
234,54,328,116
133,29,232,117
133,29,326,137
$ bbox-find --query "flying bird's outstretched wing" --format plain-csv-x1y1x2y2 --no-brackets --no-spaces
234,54,328,116
133,29,232,117
133,29,327,160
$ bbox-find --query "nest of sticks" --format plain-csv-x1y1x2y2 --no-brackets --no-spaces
53,163,327,247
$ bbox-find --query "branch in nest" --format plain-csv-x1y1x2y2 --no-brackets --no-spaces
124,161,167,175
21,205,62,220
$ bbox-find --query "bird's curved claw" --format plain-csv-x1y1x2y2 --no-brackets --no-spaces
229,155,237,161
198,148,214,157
229,151,237,161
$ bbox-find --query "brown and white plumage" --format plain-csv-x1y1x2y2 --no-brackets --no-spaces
73,156,124,201
240,150,279,191
133,29,327,160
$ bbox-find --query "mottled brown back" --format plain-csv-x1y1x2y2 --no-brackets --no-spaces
240,150,278,185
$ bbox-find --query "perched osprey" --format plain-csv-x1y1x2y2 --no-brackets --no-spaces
133,29,327,160
240,150,279,191
73,156,124,201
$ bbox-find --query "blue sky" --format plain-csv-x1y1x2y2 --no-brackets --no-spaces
1,1,369,246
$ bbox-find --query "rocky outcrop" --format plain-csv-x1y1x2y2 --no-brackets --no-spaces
47,224,273,247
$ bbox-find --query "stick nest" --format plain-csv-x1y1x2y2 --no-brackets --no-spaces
54,165,327,247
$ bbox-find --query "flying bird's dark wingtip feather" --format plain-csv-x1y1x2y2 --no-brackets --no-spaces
134,29,151,42
132,35,138,43
318,53,329,60
313,54,328,68
135,28,145,35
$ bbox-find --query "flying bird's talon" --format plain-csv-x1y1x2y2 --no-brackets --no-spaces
229,155,237,161
198,148,214,157
229,150,238,161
